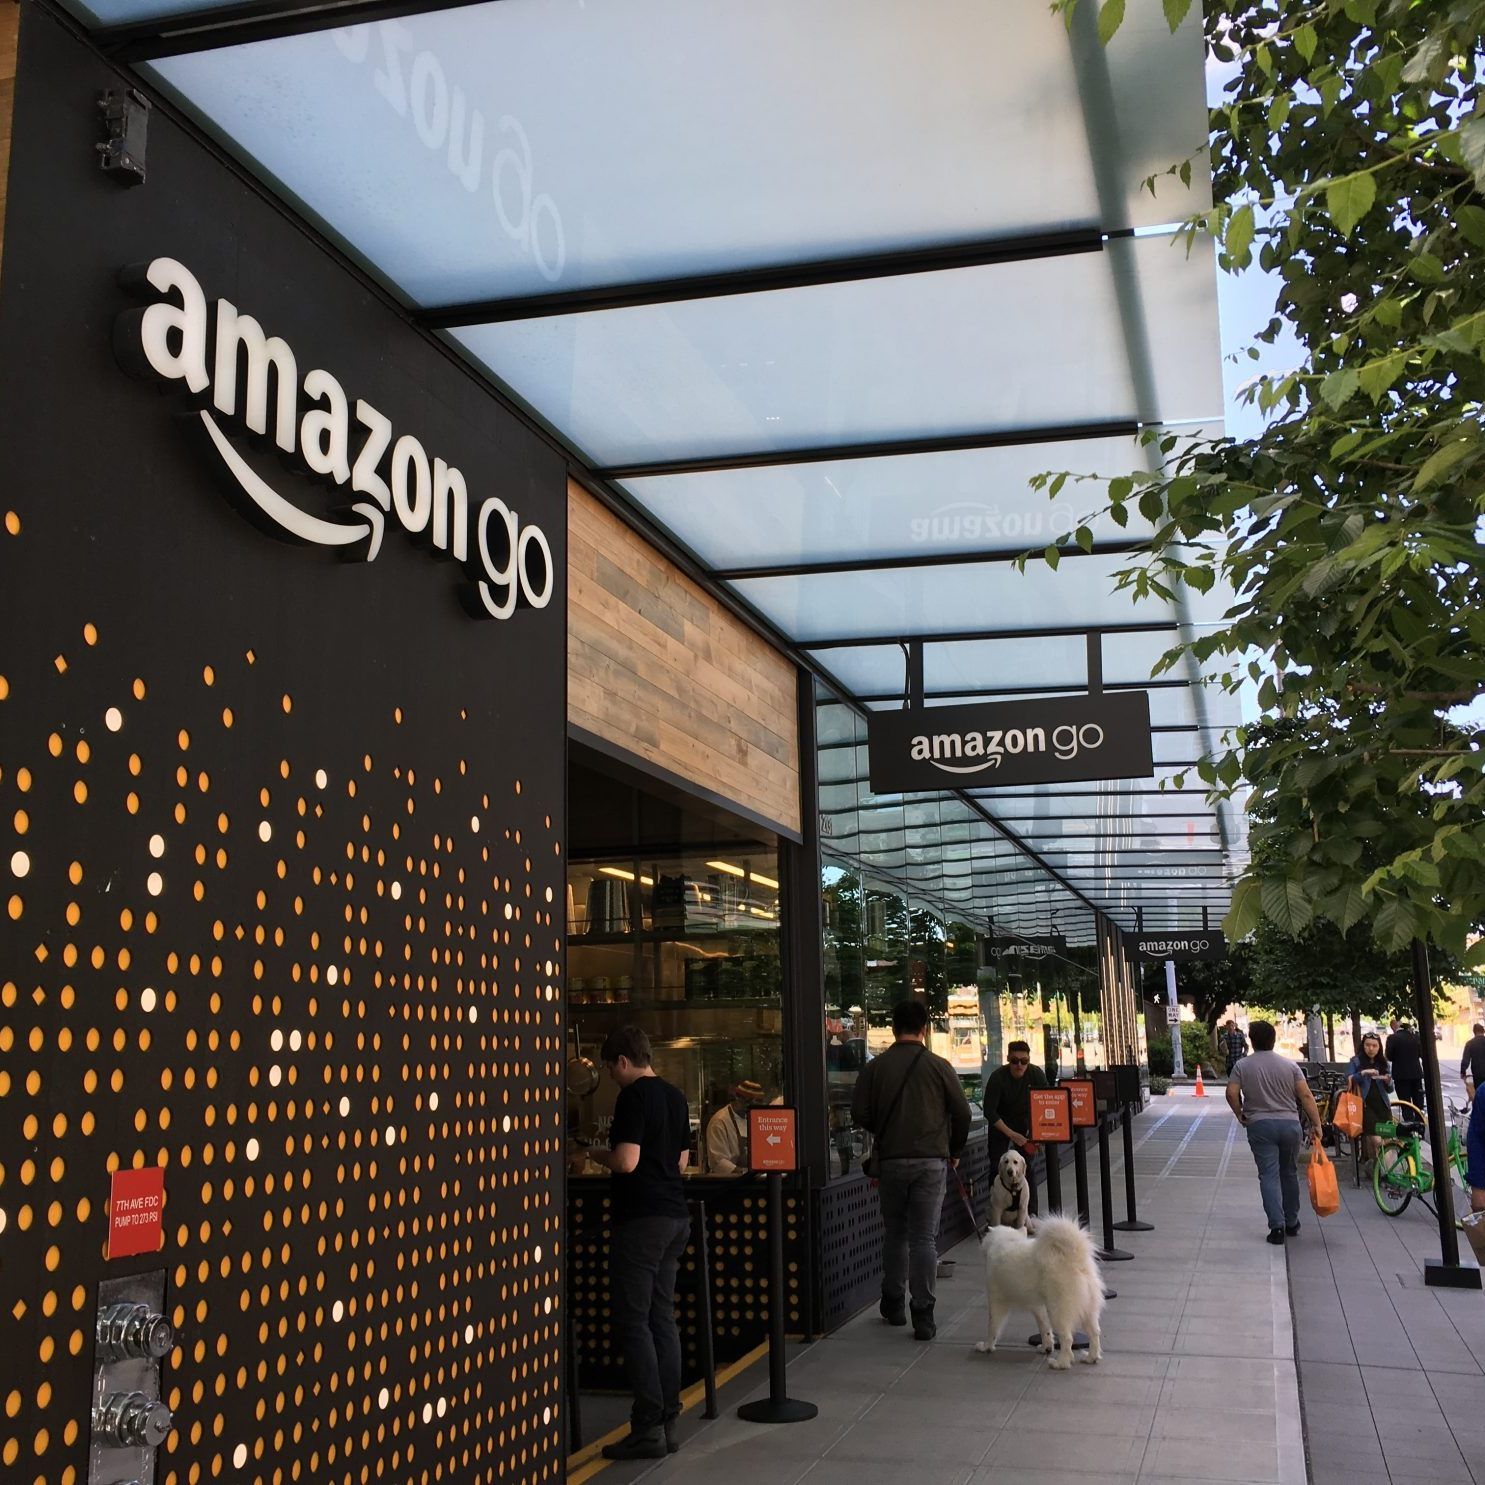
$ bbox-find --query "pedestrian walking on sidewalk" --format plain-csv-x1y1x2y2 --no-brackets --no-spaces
1385,1021,1425,1113
589,1026,692,1462
1225,1021,1324,1244
1460,1023,1485,1102
852,1000,971,1341
1221,1019,1249,1077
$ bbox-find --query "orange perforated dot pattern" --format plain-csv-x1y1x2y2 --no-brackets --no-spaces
0,626,565,1484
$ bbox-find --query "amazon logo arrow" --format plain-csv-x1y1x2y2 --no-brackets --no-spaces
115,256,554,619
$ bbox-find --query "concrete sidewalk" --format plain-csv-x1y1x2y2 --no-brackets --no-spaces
602,1094,1306,1485
1287,1144,1485,1485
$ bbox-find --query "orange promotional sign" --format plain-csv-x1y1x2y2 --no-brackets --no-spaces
1064,1079,1097,1129
749,1107,797,1172
1028,1087,1073,1144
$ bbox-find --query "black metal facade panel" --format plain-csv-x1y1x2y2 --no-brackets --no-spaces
0,11,568,1484
569,1183,805,1391
813,1135,989,1334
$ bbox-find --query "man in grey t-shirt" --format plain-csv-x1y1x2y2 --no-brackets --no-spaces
1225,1020,1323,1244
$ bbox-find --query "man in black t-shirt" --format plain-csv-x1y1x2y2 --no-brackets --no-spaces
588,1026,692,1462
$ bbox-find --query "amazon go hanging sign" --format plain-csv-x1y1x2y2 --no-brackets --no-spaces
867,691,1154,793
113,257,552,619
1128,931,1228,964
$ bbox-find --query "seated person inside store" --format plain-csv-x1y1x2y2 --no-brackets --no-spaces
704,1079,767,1174
580,1026,693,1462
982,1040,1049,1215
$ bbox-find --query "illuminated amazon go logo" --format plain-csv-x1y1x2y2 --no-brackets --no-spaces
113,257,552,620
909,721,1107,776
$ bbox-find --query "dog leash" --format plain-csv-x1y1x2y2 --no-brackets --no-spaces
950,1162,991,1242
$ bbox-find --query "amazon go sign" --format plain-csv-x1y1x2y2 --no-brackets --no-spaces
867,691,1155,793
113,257,552,619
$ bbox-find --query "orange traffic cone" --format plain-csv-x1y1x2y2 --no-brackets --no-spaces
1194,1064,1207,1097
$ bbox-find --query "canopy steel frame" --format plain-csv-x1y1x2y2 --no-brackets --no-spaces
425,229,1107,326
103,0,500,60
804,619,1178,650
598,418,1139,481
712,538,1147,581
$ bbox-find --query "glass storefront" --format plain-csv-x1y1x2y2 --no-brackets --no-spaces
563,753,786,1178
817,687,1106,1177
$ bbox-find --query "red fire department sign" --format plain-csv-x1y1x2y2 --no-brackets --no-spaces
107,1166,165,1259
749,1108,797,1172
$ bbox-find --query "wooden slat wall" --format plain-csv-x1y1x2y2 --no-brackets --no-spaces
568,480,801,836
0,1,17,290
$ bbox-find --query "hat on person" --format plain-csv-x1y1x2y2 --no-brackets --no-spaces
732,1080,766,1102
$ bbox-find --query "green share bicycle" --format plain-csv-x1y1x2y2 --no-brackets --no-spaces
1373,1099,1470,1217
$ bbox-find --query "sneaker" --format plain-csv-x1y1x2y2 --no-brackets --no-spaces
602,1429,668,1461
910,1306,937,1340
1266,1228,1285,1245
1285,1222,1301,1237
879,1296,907,1327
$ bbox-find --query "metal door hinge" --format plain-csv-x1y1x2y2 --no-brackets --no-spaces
97,89,150,185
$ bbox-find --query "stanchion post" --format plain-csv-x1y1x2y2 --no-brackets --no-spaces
1095,1114,1134,1262
1413,939,1482,1290
736,1171,818,1424
691,1199,719,1420
1073,1127,1090,1227
1112,1101,1154,1234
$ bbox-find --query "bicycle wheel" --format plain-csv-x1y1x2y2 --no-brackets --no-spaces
1374,1144,1413,1216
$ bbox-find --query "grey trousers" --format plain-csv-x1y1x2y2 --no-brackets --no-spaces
1246,1118,1302,1229
878,1158,947,1312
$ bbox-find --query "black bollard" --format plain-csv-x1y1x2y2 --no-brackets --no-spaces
1112,1103,1154,1233
1043,1139,1064,1215
691,1200,719,1420
737,1173,818,1423
1096,1115,1134,1262
1073,1127,1091,1228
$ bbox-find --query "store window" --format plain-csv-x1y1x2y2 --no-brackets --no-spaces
565,842,784,1176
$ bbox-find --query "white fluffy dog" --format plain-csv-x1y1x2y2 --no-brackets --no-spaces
974,1215,1104,1369
987,1148,1034,1233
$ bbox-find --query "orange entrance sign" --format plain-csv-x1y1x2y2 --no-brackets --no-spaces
1028,1087,1073,1144
749,1107,797,1172
1064,1078,1097,1129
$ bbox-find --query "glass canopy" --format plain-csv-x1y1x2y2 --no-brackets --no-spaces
72,0,1243,931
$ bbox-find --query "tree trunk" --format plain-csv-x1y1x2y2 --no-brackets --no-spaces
1326,1011,1335,1061
1350,1009,1363,1057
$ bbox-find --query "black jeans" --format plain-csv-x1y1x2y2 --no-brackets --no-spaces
611,1214,692,1429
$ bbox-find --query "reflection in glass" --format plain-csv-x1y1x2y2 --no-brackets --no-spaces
565,845,784,1177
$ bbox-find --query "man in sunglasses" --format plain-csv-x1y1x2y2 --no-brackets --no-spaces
982,1040,1050,1217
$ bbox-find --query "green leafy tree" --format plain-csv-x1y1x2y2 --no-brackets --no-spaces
1248,916,1453,1030
1050,0,1485,961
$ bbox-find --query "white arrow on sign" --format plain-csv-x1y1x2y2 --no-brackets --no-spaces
766,1134,782,1146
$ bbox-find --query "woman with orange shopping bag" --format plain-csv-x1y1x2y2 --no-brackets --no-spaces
1345,1031,1392,1172
1226,1021,1326,1245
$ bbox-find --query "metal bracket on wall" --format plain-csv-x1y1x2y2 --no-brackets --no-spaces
90,1270,174,1485
96,89,151,185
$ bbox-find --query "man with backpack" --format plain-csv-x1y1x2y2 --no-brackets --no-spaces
851,1001,972,1340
